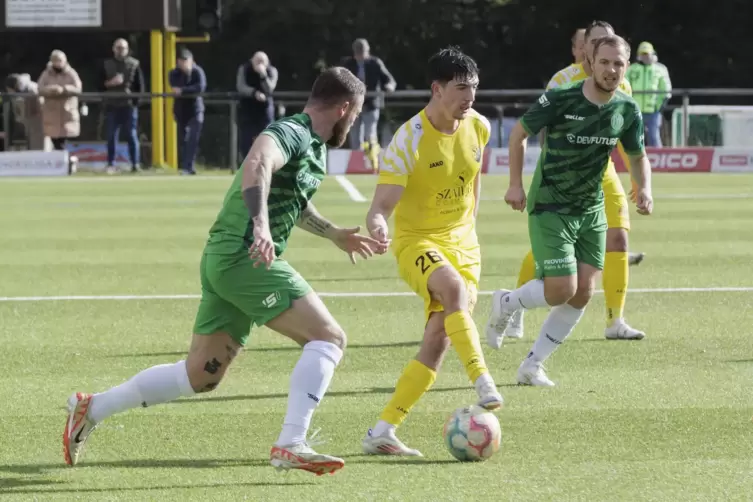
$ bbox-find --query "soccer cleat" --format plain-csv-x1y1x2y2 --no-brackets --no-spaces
628,252,646,266
517,358,556,387
605,319,646,340
269,443,345,476
505,309,525,339
485,289,519,349
476,379,504,411
63,392,98,466
362,429,423,457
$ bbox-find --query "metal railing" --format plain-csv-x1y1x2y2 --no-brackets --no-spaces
2,88,752,168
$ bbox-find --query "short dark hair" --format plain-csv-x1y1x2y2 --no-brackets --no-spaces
309,66,366,106
584,20,614,41
592,34,631,61
427,46,479,85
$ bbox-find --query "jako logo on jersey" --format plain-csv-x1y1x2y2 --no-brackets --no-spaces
565,114,585,121
538,94,550,107
429,160,444,168
567,135,619,146
296,170,322,189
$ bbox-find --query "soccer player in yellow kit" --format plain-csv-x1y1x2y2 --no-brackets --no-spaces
362,47,503,456
491,21,647,347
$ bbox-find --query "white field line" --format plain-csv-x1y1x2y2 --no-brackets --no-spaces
481,193,753,201
0,287,750,303
334,175,367,202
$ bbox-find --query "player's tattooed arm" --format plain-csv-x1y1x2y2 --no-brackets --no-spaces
296,203,338,239
241,135,287,227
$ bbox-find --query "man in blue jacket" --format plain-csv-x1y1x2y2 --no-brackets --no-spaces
169,48,207,175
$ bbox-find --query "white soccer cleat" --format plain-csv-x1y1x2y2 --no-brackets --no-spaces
270,442,345,476
517,358,556,387
476,379,504,411
628,252,646,266
605,319,646,340
63,392,98,466
362,429,423,457
505,309,525,339
485,289,519,349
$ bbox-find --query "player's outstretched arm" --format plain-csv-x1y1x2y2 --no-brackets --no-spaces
297,202,388,264
505,121,529,212
366,184,404,244
241,134,286,268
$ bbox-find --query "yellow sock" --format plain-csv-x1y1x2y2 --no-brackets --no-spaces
603,251,628,325
517,250,536,287
380,360,436,426
444,310,488,383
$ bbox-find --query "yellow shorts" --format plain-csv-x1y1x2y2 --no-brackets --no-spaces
602,163,630,230
395,240,480,321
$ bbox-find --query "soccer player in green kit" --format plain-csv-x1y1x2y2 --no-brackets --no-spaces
485,35,654,386
64,67,385,476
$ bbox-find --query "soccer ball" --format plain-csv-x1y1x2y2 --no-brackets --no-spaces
442,405,502,461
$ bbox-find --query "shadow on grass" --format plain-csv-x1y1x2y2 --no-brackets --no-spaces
340,455,457,465
727,359,753,363
0,458,293,476
0,477,65,489
0,480,314,495
109,341,422,359
168,383,518,405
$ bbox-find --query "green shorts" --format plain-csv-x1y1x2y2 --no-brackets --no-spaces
528,211,607,278
192,252,312,346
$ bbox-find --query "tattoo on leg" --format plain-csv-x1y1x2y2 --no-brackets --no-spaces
204,358,222,375
225,344,239,362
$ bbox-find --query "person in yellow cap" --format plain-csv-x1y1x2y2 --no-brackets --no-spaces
626,41,672,146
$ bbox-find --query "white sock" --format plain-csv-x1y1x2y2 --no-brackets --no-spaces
372,420,396,438
89,360,195,423
505,279,549,310
276,341,343,446
527,304,584,362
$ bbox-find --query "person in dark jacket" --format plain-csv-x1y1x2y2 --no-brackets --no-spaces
342,38,396,170
169,48,207,175
102,38,145,173
236,51,278,159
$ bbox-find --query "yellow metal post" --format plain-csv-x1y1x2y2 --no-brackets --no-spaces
163,31,178,170
149,30,165,168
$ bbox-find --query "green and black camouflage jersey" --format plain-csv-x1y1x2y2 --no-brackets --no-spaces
204,113,326,256
521,80,645,215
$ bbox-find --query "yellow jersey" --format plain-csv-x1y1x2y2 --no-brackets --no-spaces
378,108,491,250
547,63,633,173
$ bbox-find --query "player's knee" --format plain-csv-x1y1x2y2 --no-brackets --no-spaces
308,323,348,350
606,228,629,252
543,279,577,306
430,274,467,312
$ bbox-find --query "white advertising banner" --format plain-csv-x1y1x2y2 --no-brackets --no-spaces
0,150,69,177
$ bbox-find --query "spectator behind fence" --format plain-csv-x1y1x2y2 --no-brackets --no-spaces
37,50,82,151
102,38,145,173
5,73,47,150
236,51,278,158
626,41,672,147
342,38,396,171
168,48,207,176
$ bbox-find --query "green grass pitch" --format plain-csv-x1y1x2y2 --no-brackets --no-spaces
0,173,751,500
